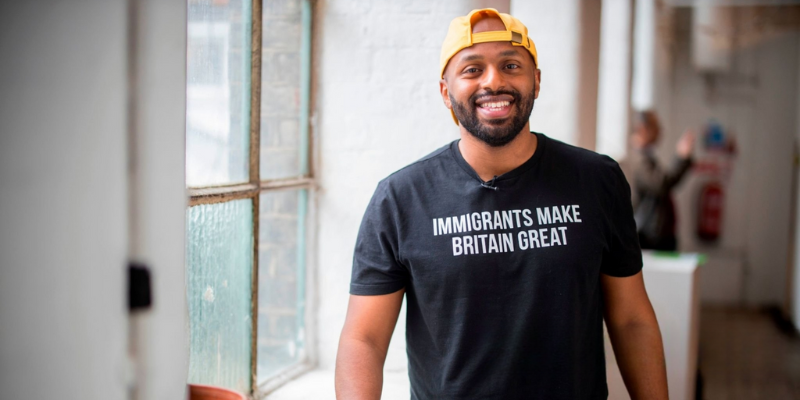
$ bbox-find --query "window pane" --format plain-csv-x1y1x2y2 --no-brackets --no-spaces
187,199,253,393
260,0,309,179
186,0,252,187
257,189,307,380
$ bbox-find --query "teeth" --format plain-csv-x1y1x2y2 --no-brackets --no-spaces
481,101,510,109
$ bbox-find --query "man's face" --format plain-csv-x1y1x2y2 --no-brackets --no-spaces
440,17,540,147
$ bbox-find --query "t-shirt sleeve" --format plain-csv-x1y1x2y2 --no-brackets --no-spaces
349,181,409,295
600,160,644,277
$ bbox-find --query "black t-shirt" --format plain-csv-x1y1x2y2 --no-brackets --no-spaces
350,132,642,400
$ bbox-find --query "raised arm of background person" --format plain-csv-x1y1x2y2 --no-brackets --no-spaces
602,271,668,400
633,155,693,195
634,131,694,195
336,289,405,400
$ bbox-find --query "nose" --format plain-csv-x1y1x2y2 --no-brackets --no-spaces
480,65,506,92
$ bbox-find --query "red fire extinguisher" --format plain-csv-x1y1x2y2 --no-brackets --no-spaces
697,181,723,241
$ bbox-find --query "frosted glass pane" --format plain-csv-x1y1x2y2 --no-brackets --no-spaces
257,189,307,381
186,0,252,187
260,0,307,179
187,200,253,393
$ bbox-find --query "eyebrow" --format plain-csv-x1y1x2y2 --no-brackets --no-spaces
459,49,523,63
460,54,484,63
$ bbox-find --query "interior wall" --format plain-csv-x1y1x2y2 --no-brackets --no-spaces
0,1,129,399
662,7,800,306
312,0,500,373
742,30,798,305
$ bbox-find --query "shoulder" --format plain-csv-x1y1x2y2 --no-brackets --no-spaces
377,141,454,190
540,134,630,205
543,134,623,175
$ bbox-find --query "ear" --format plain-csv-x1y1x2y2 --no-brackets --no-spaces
534,69,541,99
439,78,452,110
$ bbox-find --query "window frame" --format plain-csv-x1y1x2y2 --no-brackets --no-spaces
186,0,316,396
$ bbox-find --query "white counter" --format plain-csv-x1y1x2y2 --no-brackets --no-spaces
606,252,702,400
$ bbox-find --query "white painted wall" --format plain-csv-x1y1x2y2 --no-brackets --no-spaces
0,1,129,399
313,0,485,374
742,32,798,305
657,8,800,306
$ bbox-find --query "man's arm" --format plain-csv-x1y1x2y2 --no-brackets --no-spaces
335,289,404,400
602,271,668,400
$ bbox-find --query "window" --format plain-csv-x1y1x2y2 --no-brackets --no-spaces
185,0,314,396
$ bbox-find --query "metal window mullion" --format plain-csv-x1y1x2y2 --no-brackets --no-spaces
298,0,314,373
249,193,260,395
260,177,315,191
188,183,260,206
299,0,312,177
249,0,263,395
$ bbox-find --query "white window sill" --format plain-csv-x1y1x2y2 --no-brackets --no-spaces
265,368,410,399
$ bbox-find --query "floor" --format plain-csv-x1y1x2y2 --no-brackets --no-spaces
266,369,409,399
699,307,800,400
269,306,800,399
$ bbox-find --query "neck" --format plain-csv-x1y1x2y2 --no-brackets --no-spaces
458,123,537,181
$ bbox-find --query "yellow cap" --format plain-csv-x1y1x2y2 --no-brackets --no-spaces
440,8,539,124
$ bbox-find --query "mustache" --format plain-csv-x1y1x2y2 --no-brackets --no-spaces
469,89,522,105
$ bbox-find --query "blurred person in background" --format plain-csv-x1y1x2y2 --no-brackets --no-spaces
336,8,668,400
621,110,695,251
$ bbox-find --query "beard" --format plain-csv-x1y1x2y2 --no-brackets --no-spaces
450,87,535,147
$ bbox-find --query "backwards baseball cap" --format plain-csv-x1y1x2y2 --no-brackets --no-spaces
440,8,539,124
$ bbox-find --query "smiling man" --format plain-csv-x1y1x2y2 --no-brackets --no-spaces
335,8,668,400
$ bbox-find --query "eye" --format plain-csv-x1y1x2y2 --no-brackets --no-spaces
463,67,480,74
505,63,520,70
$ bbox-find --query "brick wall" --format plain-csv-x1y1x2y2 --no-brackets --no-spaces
261,0,304,179
258,188,305,378
312,0,508,373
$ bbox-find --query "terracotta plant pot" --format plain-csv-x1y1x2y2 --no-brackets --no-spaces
188,384,247,400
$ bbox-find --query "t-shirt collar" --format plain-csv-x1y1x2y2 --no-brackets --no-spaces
449,131,546,188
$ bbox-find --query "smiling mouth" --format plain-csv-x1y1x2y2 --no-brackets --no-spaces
473,92,517,115
478,101,512,111
474,96,515,120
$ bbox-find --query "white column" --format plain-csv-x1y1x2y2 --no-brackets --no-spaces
596,0,634,160
128,0,189,399
630,0,674,156
631,0,656,111
510,0,602,149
